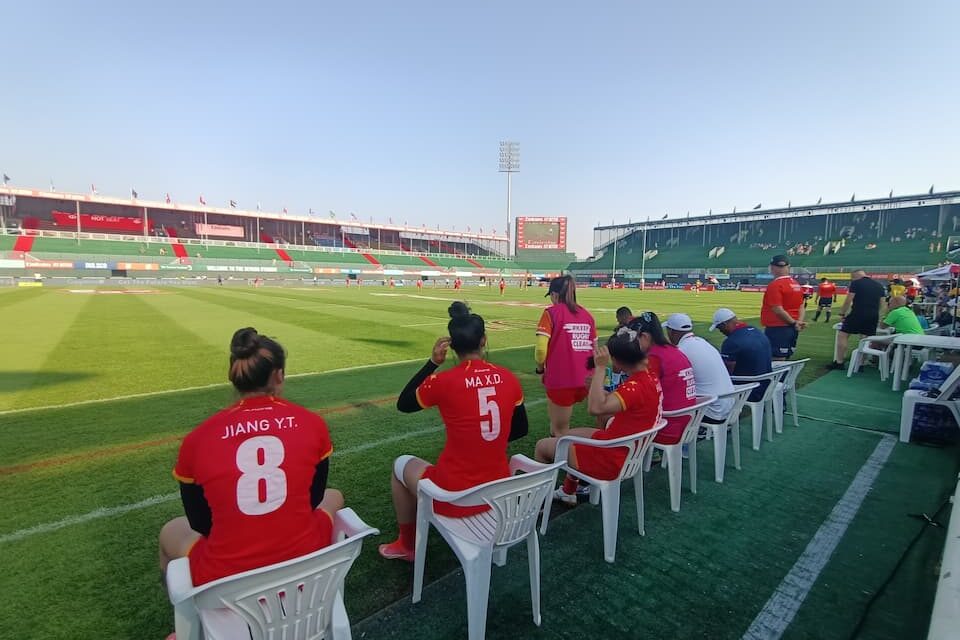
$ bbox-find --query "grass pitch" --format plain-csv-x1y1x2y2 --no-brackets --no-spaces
0,284,849,638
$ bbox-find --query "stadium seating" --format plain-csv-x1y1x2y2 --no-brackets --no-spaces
166,507,378,640
540,420,667,563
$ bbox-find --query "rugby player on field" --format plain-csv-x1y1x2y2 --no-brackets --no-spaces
379,302,529,561
159,328,344,587
813,277,837,322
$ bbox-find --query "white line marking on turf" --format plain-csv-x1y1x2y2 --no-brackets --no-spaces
740,435,896,640
795,394,899,414
0,399,546,544
0,345,532,416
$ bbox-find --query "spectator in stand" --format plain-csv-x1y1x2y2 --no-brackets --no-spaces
881,296,924,335
913,305,930,330
760,255,806,360
627,312,695,445
813,277,837,323
664,313,735,425
535,275,597,436
905,280,920,303
830,270,886,369
710,308,773,402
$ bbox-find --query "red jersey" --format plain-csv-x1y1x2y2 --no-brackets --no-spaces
906,284,919,297
173,396,334,585
818,282,837,298
761,276,804,327
416,359,524,517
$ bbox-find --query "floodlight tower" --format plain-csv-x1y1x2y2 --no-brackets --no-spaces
499,141,519,257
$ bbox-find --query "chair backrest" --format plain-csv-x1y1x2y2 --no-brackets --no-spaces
731,369,786,404
183,520,377,640
715,383,759,427
772,358,810,390
610,418,668,481
932,366,960,401
662,395,717,446
439,460,565,548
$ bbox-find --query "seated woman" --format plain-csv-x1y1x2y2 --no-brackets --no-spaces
379,302,529,562
158,328,344,587
535,330,663,504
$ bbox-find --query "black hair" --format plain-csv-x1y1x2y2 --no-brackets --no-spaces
629,311,671,346
607,332,648,367
448,301,485,356
820,277,827,283
229,327,286,393
616,306,633,318
550,275,579,313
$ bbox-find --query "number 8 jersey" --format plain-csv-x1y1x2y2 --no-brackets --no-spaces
416,359,524,518
173,395,334,585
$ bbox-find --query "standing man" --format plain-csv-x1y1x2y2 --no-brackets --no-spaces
761,255,806,360
830,269,886,369
499,278,506,296
813,277,837,323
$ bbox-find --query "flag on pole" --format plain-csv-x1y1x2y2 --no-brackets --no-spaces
816,197,822,204
888,190,893,198
309,208,314,215
283,207,288,214
479,226,483,233
753,203,761,210
2,173,9,185
90,184,97,194
329,211,336,219
131,188,138,199
229,199,237,208
50,179,56,192
350,212,358,220
389,217,393,224
929,184,935,195
257,202,262,211
467,225,471,232
199,195,206,205
850,193,856,202
165,193,171,204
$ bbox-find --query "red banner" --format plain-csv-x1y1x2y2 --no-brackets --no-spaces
52,211,145,232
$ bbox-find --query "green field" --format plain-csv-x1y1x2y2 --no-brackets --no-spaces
0,285,888,638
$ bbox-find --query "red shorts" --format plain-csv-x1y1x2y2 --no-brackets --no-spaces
188,509,334,586
571,443,628,481
421,465,493,519
546,387,588,407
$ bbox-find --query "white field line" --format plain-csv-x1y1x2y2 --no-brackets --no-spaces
741,435,896,640
0,345,532,417
795,394,900,414
0,398,546,544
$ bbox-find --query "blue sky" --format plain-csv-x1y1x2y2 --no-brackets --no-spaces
2,0,958,257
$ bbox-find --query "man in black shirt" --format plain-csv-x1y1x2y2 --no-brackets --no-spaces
830,270,886,369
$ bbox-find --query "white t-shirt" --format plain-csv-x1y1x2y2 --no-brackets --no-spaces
677,333,735,421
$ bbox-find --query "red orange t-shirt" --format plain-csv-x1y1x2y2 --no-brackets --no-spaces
761,276,804,327
417,359,524,517
818,282,837,298
173,396,334,586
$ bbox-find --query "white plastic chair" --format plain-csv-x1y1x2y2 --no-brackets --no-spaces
731,369,786,451
413,455,563,640
540,419,667,564
166,508,379,640
706,383,758,482
899,366,960,443
643,396,716,512
772,358,810,430
847,335,895,381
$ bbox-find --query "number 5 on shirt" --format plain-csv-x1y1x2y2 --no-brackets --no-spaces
477,387,501,441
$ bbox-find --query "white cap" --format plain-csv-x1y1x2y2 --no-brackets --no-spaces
664,313,693,332
709,308,737,331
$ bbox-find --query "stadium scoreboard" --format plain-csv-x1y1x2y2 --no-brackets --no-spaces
516,216,567,251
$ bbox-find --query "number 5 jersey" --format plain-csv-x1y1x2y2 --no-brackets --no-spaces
173,395,334,585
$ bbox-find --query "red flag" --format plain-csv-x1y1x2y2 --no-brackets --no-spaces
199,195,206,205
165,193,171,204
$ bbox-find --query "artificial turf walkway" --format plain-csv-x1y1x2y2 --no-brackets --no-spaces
356,370,959,640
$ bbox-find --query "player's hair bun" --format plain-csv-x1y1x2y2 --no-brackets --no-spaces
448,301,471,319
230,327,261,359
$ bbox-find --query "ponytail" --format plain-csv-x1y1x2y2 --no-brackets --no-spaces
228,327,286,393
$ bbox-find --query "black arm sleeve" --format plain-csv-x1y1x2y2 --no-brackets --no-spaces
180,483,212,537
310,458,330,510
396,360,440,413
508,403,529,441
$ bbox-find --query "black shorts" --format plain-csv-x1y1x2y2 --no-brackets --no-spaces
818,297,833,308
840,314,878,336
764,326,799,359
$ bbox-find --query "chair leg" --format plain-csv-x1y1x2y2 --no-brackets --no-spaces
773,385,784,434
412,511,430,604
526,534,542,627
492,547,507,567
642,445,654,472
689,438,698,494
847,350,859,377
899,396,917,443
879,353,889,382
712,424,726,483
632,475,645,535
599,483,621,563
765,401,774,442
789,387,799,427
732,418,741,470
332,591,352,640
463,550,494,640
666,446,682,512
539,486,554,536
751,405,762,451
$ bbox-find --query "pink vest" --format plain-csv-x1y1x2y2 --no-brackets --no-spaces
544,304,597,390
648,344,696,442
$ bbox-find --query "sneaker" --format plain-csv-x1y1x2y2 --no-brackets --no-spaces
378,540,415,562
826,361,845,371
575,484,591,497
553,487,577,506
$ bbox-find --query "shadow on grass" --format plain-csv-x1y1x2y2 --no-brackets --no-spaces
351,337,416,348
0,371,97,395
